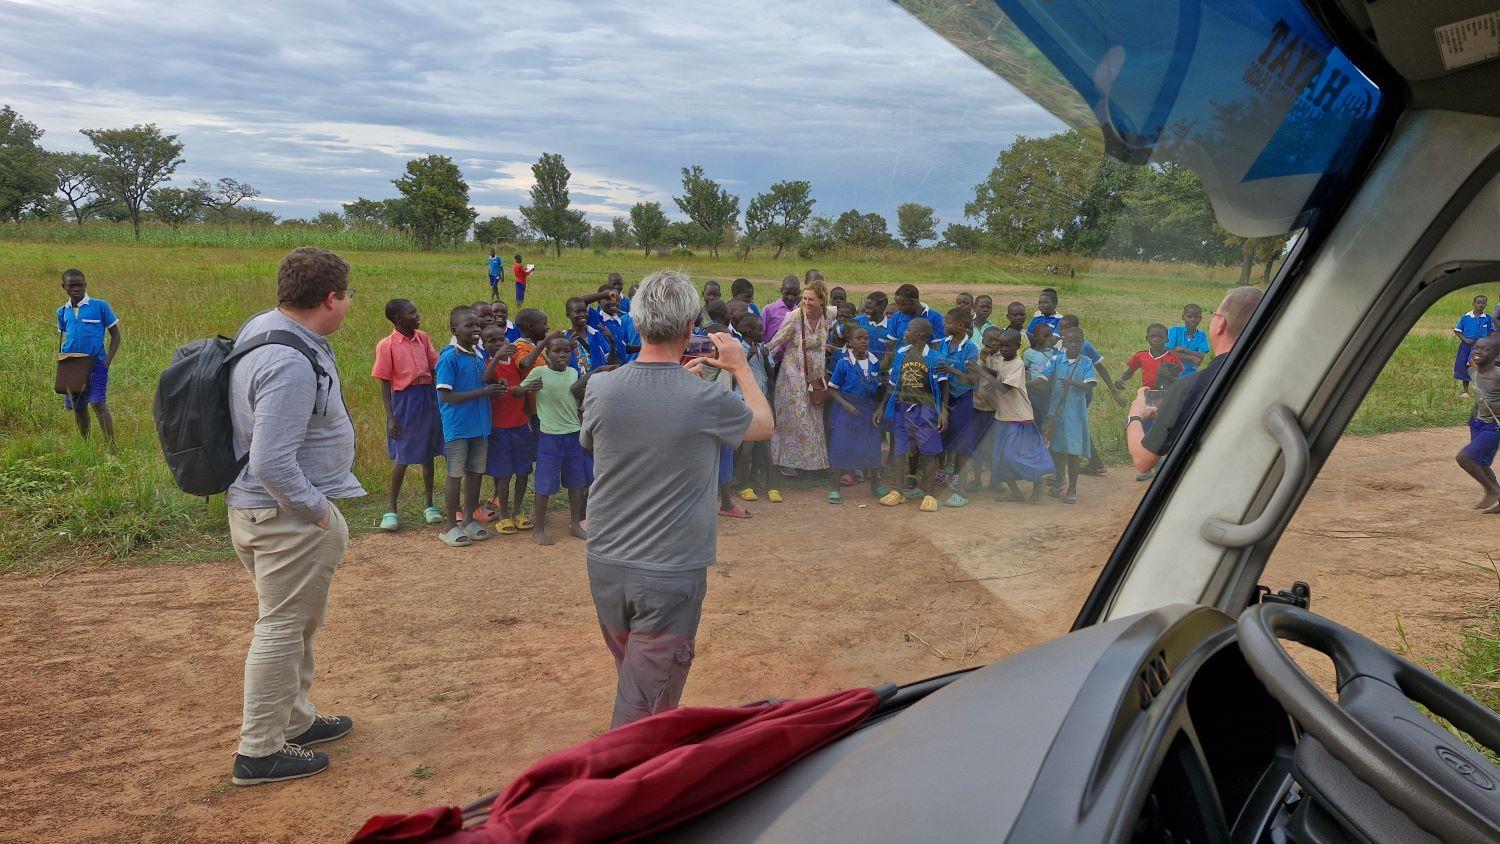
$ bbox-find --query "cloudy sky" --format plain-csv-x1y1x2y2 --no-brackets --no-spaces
0,0,1062,229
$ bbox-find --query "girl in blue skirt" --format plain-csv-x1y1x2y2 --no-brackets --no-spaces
826,326,886,503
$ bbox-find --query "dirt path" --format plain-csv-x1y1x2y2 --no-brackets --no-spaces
0,427,1490,841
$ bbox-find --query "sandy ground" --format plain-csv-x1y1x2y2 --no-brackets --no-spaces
1,427,1492,842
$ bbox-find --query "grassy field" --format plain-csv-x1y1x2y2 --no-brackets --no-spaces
0,237,1478,571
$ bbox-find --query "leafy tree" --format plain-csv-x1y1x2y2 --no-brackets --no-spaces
1111,163,1227,263
342,197,403,227
941,223,985,251
311,210,344,229
52,151,102,225
21,195,68,221
800,214,837,254
518,152,587,257
146,185,205,229
392,155,477,250
223,205,278,225
473,215,521,245
0,106,57,222
629,201,668,256
81,123,185,239
896,203,939,248
744,180,814,258
193,177,260,231
833,209,891,248
610,216,633,249
673,165,739,258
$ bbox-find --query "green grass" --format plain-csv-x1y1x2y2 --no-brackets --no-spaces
0,236,1479,570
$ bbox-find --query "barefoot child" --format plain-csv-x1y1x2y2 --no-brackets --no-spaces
826,326,886,503
481,324,535,534
877,317,948,512
1039,326,1096,504
372,299,444,530
523,335,601,544
1459,336,1500,512
980,328,1053,503
1455,294,1494,397
734,313,777,504
436,307,504,546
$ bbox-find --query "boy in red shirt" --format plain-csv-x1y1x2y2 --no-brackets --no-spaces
481,324,538,533
511,253,534,304
1113,323,1183,393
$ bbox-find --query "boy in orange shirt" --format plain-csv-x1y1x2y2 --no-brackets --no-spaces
372,299,444,530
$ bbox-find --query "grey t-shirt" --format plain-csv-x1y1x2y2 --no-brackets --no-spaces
1475,365,1500,423
581,361,754,572
226,309,365,519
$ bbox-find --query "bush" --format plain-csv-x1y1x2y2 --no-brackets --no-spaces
670,247,695,258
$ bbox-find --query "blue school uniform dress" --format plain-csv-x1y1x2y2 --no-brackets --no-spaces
885,305,946,351
1026,314,1061,337
934,335,980,454
827,351,884,471
1041,356,1096,458
1455,311,1495,382
885,344,948,457
57,295,119,408
1166,325,1210,376
592,311,640,363
855,315,891,359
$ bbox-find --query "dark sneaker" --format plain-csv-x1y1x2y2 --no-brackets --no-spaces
231,743,328,786
288,714,353,747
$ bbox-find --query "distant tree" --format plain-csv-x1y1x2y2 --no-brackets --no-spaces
517,152,587,257
92,201,132,224
896,203,939,248
833,209,891,248
1112,163,1226,264
311,210,344,229
193,177,260,231
589,224,615,249
21,195,68,221
473,215,521,245
673,165,739,258
800,214,837,254
223,205,277,225
743,180,814,258
81,123,185,239
0,106,57,222
146,185,205,229
391,155,476,250
1255,236,1285,284
610,216,633,249
52,151,102,225
941,223,985,251
342,197,403,227
629,201,668,256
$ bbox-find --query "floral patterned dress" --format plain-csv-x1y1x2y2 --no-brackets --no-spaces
767,310,830,470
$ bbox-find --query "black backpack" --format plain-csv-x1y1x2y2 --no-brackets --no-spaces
153,329,326,496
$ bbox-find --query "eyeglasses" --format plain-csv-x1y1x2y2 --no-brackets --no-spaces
337,287,355,300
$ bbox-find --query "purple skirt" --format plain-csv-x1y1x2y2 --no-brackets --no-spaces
1456,342,1475,382
991,421,1053,484
387,383,443,465
941,391,977,453
828,393,883,471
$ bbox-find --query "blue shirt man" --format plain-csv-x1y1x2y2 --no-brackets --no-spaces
434,342,491,440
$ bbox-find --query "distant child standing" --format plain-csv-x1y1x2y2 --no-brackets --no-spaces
56,268,122,441
1039,326,1096,504
372,299,444,530
511,254,533,304
481,324,536,535
735,313,777,503
1454,294,1494,397
435,307,503,547
1166,304,1210,375
934,307,979,507
488,249,504,299
826,326,885,503
877,317,948,512
1457,335,1500,513
523,335,603,545
981,328,1052,503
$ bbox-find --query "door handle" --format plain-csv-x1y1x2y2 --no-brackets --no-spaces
1201,404,1309,548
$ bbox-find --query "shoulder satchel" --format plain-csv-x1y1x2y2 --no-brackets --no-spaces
802,313,829,405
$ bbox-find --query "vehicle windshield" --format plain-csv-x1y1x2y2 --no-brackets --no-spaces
0,0,1390,836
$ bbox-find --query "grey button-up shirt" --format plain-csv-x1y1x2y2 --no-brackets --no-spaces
226,309,365,519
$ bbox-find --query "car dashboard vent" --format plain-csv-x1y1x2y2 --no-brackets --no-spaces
1138,650,1172,710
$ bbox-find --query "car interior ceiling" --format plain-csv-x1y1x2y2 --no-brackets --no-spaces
1328,0,1500,116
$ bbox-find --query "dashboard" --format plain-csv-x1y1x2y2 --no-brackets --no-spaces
661,604,1299,842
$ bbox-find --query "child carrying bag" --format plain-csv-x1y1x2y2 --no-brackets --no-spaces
55,354,96,396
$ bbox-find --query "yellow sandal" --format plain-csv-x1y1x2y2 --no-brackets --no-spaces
494,518,519,536
512,514,534,530
767,489,783,503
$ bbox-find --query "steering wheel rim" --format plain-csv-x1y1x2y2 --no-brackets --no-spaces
1237,603,1500,841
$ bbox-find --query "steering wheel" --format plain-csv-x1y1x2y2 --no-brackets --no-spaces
1237,603,1500,842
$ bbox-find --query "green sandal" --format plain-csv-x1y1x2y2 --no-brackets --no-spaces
944,493,970,508
422,506,444,525
378,512,399,531
872,485,892,498
827,491,843,504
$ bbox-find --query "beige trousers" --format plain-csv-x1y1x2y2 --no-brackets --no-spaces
228,504,348,757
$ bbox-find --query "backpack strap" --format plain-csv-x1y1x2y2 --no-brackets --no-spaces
227,329,331,414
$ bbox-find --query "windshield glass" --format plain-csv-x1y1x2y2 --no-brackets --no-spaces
0,0,1389,836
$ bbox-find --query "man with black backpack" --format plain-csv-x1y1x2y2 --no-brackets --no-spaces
226,247,364,786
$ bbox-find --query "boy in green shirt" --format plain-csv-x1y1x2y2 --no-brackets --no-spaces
520,335,614,545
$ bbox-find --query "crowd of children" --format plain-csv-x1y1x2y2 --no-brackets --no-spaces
372,269,1216,537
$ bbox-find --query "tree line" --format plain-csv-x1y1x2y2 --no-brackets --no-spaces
1,102,1284,280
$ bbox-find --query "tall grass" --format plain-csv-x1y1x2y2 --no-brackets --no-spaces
0,221,418,251
0,236,1476,569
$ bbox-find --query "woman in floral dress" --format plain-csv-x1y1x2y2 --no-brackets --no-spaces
766,279,831,474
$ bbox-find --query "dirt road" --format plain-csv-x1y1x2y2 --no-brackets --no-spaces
1,427,1491,842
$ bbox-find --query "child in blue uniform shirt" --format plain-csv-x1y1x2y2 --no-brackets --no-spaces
1166,303,1211,375
877,318,948,513
934,308,979,507
827,326,886,504
1455,293,1494,396
487,250,504,299
56,269,121,442
1039,326,1096,505
435,306,501,547
857,293,891,359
